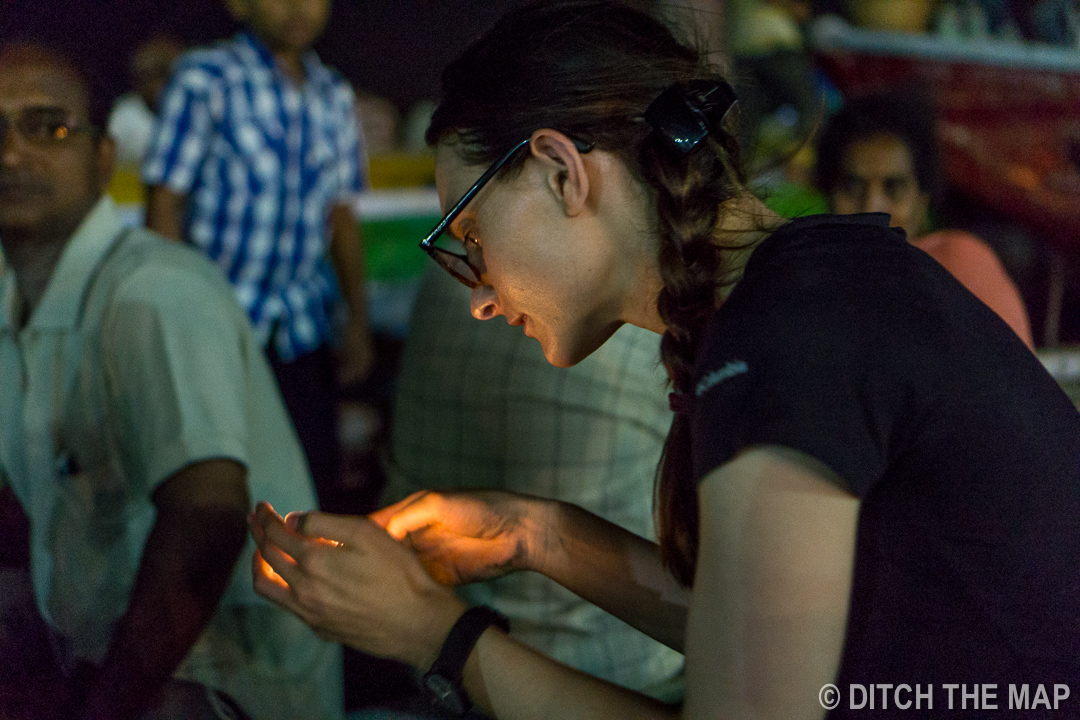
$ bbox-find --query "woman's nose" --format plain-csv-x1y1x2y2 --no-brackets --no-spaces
470,284,500,320
862,188,893,215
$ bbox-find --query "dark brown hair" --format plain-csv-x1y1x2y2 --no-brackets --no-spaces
0,42,111,131
426,0,748,586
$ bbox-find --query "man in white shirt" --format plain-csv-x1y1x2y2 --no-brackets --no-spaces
0,42,342,720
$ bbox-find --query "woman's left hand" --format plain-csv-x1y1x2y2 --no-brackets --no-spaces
248,501,467,670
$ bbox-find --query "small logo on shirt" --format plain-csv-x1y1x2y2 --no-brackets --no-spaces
695,360,748,396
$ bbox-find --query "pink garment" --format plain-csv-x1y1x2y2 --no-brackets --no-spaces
913,230,1034,349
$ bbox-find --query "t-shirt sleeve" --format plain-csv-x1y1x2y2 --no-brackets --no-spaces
141,63,217,194
924,232,1033,349
101,265,250,492
690,303,898,498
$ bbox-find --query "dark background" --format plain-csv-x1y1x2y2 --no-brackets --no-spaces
0,0,537,112
3,0,1075,343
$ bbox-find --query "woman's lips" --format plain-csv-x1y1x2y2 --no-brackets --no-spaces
510,314,532,337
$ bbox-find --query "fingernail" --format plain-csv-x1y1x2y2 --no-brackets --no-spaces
284,511,306,533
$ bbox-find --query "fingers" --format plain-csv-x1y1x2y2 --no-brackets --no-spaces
248,505,307,587
284,510,304,533
254,501,325,558
251,548,303,616
368,491,430,530
297,511,384,547
373,493,452,541
249,502,338,581
252,548,289,594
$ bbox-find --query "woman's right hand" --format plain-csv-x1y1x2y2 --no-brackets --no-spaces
370,490,554,585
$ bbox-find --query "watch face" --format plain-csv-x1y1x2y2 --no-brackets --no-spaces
425,672,467,715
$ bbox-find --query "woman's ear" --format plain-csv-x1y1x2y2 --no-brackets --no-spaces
528,129,590,217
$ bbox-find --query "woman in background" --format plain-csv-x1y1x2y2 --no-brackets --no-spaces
815,91,1035,349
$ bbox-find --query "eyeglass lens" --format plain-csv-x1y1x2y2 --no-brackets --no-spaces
428,243,481,288
421,136,592,289
422,139,533,288
0,107,83,145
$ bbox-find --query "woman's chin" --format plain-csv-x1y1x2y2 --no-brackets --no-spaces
535,335,575,368
538,336,602,369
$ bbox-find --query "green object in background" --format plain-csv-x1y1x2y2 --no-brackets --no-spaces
360,216,441,281
762,180,829,219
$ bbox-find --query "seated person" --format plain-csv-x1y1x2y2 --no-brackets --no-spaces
815,91,1035,349
383,268,685,701
0,43,342,720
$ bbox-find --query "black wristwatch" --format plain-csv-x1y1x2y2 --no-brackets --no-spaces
422,605,510,716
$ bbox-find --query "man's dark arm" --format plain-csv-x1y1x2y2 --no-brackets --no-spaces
0,483,30,569
328,202,375,384
80,458,249,720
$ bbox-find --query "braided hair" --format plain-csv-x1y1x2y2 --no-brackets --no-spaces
426,0,750,586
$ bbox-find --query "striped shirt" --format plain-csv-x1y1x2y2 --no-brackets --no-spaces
143,31,366,360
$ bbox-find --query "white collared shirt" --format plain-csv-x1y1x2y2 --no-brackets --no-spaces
0,197,342,719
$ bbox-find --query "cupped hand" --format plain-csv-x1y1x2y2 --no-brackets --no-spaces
369,490,552,585
249,502,466,670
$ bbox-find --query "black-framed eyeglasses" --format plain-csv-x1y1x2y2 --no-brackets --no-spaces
0,106,98,148
420,135,594,288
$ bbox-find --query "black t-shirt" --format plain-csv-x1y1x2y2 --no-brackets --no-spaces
689,214,1080,717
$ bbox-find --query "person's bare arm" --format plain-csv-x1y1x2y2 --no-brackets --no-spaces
81,459,249,720
143,185,187,242
683,446,858,720
535,500,691,651
0,481,29,569
374,490,691,652
328,202,374,383
461,623,678,720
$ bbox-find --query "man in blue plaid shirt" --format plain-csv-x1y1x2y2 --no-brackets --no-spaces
144,0,372,512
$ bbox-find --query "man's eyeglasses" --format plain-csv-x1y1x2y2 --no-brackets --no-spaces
420,135,594,289
0,106,97,147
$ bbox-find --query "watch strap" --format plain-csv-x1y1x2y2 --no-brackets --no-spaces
422,605,510,716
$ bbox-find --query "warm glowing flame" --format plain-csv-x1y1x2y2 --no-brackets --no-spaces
54,126,69,140
255,551,290,592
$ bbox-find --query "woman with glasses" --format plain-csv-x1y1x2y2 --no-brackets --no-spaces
249,2,1080,718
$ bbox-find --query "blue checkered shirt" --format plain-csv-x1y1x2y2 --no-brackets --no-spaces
143,31,366,360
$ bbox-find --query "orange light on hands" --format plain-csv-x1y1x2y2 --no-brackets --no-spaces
284,510,344,547
254,548,291,592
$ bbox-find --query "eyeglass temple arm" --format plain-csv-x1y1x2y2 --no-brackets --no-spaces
420,135,593,249
420,138,530,249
